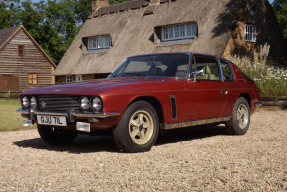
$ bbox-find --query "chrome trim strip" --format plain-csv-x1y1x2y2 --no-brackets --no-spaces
17,109,120,118
162,116,232,130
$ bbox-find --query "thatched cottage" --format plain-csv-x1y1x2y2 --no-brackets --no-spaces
0,25,56,90
54,0,287,83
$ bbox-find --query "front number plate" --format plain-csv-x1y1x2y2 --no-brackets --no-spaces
37,115,67,126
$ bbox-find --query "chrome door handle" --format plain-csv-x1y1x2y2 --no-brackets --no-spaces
221,91,228,95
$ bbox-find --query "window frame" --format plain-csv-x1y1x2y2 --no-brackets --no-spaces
161,23,197,42
28,73,38,85
18,45,25,56
219,59,235,82
66,75,74,83
88,35,112,50
191,55,222,81
245,24,256,42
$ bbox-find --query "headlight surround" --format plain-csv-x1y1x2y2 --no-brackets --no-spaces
80,96,90,110
21,96,29,109
30,96,37,108
91,97,102,112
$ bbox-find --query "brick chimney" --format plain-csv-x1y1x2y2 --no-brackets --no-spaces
92,0,109,12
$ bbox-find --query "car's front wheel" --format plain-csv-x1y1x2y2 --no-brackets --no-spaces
226,97,250,135
113,101,159,153
37,125,78,145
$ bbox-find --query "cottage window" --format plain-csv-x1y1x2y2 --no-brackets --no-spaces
88,35,112,50
28,74,37,85
66,75,74,83
161,23,197,41
245,24,256,42
18,45,24,56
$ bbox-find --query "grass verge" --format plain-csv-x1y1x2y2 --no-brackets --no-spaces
0,99,35,132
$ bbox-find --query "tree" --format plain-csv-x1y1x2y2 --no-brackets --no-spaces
273,0,287,45
0,0,21,28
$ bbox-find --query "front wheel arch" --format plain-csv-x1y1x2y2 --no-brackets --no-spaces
128,96,164,126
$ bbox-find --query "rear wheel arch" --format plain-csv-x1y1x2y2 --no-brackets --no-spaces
238,93,251,107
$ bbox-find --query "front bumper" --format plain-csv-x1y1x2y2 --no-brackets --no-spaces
17,109,120,132
17,109,120,118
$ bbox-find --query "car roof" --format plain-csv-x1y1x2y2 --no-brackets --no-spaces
128,52,232,63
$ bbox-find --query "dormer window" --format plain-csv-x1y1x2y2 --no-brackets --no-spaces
161,23,197,41
88,35,112,50
245,24,256,42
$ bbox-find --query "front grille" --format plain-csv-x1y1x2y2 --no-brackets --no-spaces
36,95,79,112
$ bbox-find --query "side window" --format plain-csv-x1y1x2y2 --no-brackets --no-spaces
221,61,234,82
193,56,220,81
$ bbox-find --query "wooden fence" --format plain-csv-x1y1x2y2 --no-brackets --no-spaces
0,90,22,98
260,96,287,107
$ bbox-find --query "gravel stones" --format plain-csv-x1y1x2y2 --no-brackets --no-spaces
0,109,286,191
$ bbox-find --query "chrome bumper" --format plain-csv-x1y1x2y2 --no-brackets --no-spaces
17,109,120,118
255,101,262,108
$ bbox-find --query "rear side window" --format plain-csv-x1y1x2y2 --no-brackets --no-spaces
220,60,234,82
192,56,220,81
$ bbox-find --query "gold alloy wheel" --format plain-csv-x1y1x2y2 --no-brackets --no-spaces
128,110,154,145
237,104,249,129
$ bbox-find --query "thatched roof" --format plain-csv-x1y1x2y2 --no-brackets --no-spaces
55,0,246,76
0,26,20,49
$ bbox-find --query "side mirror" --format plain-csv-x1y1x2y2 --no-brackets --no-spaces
190,69,204,83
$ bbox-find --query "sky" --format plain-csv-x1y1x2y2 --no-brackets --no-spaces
30,0,275,4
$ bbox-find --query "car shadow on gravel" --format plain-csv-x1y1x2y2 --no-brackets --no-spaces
13,125,228,153
156,125,228,146
13,135,120,153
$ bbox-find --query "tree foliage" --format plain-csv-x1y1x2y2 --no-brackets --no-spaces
273,0,287,45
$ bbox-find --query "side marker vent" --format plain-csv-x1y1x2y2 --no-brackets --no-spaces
170,95,177,120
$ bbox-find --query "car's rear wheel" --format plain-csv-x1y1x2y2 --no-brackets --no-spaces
37,125,78,145
113,101,159,153
226,97,250,135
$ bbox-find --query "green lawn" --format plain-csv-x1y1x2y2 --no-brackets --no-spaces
0,99,35,132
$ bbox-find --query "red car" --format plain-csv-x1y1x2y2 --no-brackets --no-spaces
18,53,261,153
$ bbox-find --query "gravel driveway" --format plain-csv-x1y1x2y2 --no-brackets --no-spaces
0,108,286,192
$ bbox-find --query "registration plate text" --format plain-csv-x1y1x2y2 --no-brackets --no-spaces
37,115,67,126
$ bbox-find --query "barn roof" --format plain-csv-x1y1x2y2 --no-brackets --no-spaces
0,26,20,49
55,0,246,76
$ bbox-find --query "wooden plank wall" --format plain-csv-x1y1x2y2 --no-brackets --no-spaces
0,30,54,90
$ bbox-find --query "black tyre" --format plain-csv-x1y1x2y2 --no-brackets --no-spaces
113,101,159,153
37,125,78,145
226,97,250,135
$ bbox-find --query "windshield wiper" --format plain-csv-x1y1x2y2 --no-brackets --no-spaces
125,72,145,77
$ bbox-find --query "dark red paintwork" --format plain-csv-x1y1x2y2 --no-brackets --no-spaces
20,53,260,131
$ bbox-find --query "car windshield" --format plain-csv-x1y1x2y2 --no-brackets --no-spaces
111,54,190,78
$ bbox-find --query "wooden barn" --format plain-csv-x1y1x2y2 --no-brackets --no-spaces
0,25,56,90
54,0,287,83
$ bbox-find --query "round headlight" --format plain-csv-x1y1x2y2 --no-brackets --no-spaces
30,96,37,108
22,96,29,108
80,97,90,110
91,97,102,111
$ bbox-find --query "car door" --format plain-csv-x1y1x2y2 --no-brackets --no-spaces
184,55,228,120
220,59,241,117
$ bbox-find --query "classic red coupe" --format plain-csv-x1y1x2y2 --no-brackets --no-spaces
18,53,261,152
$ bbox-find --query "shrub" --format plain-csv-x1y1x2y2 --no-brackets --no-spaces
229,54,287,97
